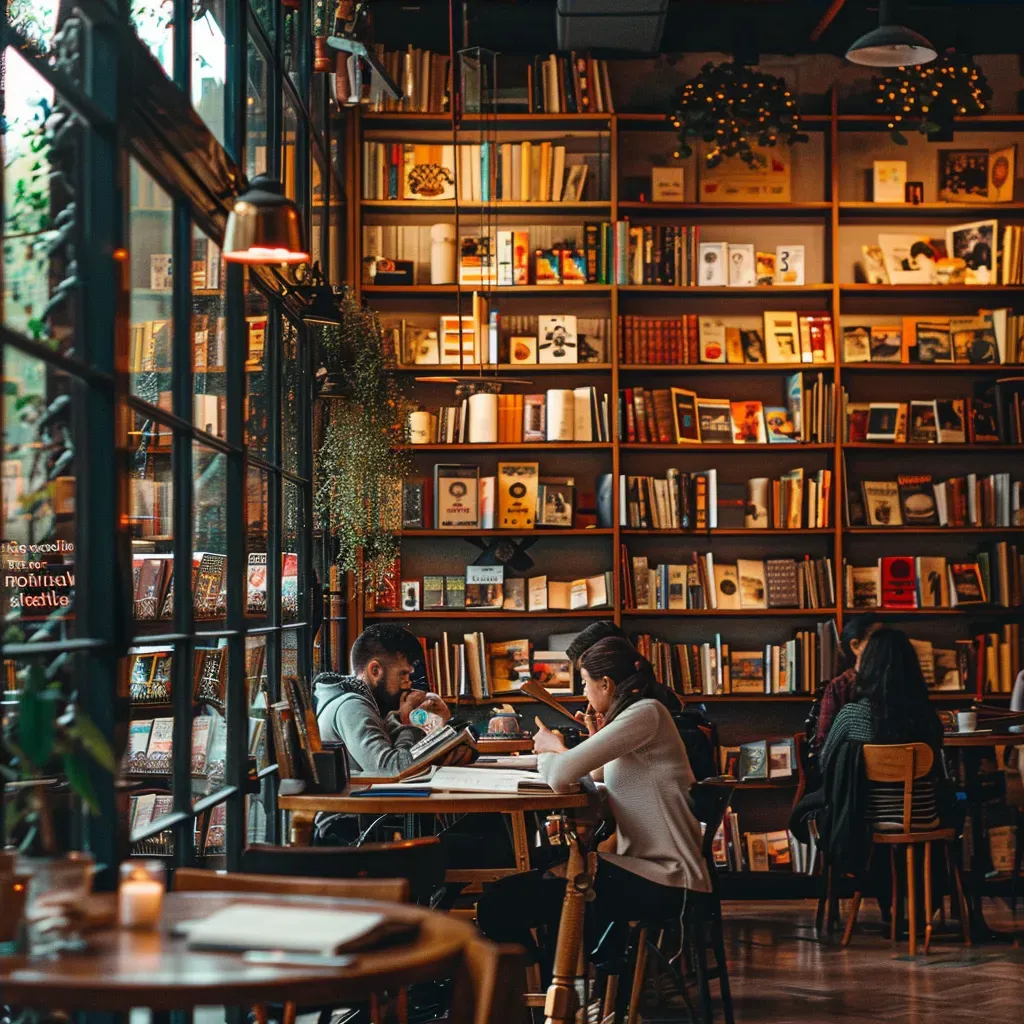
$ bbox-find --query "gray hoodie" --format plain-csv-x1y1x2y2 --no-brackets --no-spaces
313,672,424,775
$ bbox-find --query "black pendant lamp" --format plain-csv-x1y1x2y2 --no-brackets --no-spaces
846,0,936,68
224,174,309,265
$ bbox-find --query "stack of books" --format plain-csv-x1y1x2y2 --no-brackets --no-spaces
121,712,226,779
361,45,451,112
709,813,814,874
527,53,615,113
621,549,836,611
633,622,838,696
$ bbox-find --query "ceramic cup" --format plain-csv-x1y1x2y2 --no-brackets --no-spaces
957,711,977,733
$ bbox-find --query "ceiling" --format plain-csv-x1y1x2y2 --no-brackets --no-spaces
368,1,1024,57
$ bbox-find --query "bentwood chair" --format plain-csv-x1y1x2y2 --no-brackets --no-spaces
840,743,970,956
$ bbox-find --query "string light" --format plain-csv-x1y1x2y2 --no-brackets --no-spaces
669,61,806,168
873,48,990,142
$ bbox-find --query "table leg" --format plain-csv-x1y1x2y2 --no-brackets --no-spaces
543,838,596,1024
510,811,531,873
289,810,316,847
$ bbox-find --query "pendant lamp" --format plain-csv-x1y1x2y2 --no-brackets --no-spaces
846,0,936,68
223,174,309,265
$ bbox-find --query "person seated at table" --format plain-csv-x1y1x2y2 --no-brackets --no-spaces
476,637,710,974
814,613,882,752
314,624,451,775
820,627,946,833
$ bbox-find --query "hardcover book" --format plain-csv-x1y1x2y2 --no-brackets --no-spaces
915,320,953,363
915,556,949,607
843,326,871,363
763,311,801,363
897,475,938,525
729,650,765,693
435,464,480,529
444,575,466,608
866,403,901,442
848,565,880,608
869,325,902,363
697,317,727,363
861,480,903,527
908,401,938,444
730,401,767,444
764,406,797,443
736,559,768,609
880,555,918,609
537,315,578,364
714,563,741,609
935,398,967,443
671,388,701,443
949,562,987,605
739,740,768,780
465,565,504,609
764,559,800,608
696,399,733,443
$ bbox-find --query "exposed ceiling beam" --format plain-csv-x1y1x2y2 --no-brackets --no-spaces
810,0,848,42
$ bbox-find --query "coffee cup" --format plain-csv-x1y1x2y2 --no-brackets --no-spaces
957,711,977,733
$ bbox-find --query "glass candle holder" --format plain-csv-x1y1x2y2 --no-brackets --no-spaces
118,860,165,930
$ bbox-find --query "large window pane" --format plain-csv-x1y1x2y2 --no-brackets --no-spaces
192,1,227,146
2,348,76,636
194,442,227,603
130,0,173,78
2,47,79,357
247,36,269,180
244,276,270,455
129,162,173,402
282,480,301,625
192,223,225,441
282,318,300,476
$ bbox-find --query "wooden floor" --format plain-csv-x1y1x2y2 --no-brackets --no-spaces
645,899,1023,1023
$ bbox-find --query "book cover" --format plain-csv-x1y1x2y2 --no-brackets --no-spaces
537,315,578,363
728,243,755,286
503,578,526,611
949,562,987,605
755,251,776,286
768,741,795,778
842,325,872,363
763,311,801,363
465,564,504,609
861,480,902,527
764,406,797,443
671,388,701,443
746,832,770,872
736,559,768,609
534,249,562,285
774,244,804,286
935,398,967,443
423,575,445,609
712,563,740,609
729,650,765,693
916,320,953,362
497,462,539,528
865,403,900,442
765,559,800,608
908,401,938,444
730,400,767,444
531,651,574,694
444,575,466,608
744,478,770,528
880,556,918,609
741,329,766,363
698,242,727,286
435,464,480,529
739,740,768,780
528,575,549,611
697,317,727,363
848,566,880,608
869,325,902,362
246,553,267,615
915,556,949,607
696,399,733,444
897,475,938,525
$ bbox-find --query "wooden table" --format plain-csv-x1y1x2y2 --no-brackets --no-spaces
477,737,536,755
278,789,591,884
943,731,1024,941
0,890,476,1012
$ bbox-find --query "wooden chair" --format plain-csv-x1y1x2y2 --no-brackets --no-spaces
841,743,970,956
449,937,529,1024
996,744,1024,916
240,836,446,904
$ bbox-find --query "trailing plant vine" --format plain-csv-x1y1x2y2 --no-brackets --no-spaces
313,294,409,595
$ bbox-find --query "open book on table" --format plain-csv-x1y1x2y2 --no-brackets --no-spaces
182,903,416,954
356,764,578,795
349,726,479,784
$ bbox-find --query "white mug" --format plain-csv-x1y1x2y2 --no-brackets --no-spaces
957,711,977,733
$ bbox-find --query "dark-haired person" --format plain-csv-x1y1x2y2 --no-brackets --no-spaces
820,628,945,831
314,624,450,775
815,613,882,749
476,638,709,971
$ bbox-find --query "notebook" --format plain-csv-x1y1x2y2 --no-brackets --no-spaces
359,765,576,795
182,904,415,954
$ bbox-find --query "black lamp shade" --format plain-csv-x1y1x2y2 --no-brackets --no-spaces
846,23,937,67
224,174,309,265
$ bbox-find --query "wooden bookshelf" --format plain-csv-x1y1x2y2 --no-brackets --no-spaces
351,92,1024,757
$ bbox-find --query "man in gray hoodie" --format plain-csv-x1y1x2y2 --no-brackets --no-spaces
314,624,451,775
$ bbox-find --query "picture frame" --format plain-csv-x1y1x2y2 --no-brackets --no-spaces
401,580,421,612
698,242,728,286
774,245,805,286
946,219,997,285
670,387,702,443
865,403,901,442
842,325,872,363
537,478,575,527
873,160,907,203
727,243,756,287
869,325,902,363
878,233,938,285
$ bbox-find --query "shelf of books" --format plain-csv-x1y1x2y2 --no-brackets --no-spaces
350,67,1024,893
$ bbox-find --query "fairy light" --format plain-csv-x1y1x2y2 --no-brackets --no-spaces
668,60,805,168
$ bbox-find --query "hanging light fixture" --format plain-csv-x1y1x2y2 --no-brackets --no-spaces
223,174,309,265
846,0,936,67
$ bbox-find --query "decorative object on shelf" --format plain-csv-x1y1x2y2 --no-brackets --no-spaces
905,181,924,204
668,61,806,169
430,223,457,284
845,0,936,67
314,293,409,595
873,49,991,144
223,174,308,265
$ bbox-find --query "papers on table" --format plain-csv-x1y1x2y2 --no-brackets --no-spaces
357,764,576,795
182,904,414,954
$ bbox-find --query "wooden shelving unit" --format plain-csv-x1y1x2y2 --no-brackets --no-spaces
351,98,1024,704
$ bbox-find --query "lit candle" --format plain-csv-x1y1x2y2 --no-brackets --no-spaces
118,861,165,930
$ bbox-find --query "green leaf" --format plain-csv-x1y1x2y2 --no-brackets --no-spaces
62,753,99,813
66,716,116,774
18,670,55,767
922,121,941,135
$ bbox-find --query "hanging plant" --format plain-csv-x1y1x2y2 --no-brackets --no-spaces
874,49,991,144
668,61,807,169
313,294,409,596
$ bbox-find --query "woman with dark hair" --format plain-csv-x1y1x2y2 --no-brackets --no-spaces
815,613,881,749
820,628,944,830
476,637,709,971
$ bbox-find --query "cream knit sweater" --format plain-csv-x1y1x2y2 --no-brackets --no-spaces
538,698,711,893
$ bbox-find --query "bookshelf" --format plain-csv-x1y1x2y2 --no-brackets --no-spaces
345,80,1024,895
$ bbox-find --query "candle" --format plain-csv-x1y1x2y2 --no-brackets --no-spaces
118,861,165,930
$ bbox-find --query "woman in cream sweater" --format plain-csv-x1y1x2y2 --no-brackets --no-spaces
476,637,709,972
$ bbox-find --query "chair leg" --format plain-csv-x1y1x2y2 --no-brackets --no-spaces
815,863,830,935
602,972,620,1023
890,848,899,944
906,845,918,957
841,892,863,947
688,911,714,1024
626,927,649,1024
949,845,972,947
923,842,933,955
708,901,735,1024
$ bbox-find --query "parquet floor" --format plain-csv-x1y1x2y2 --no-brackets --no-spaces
681,899,1024,1024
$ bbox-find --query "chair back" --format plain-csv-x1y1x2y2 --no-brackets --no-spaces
861,742,934,832
449,939,528,1024
240,836,445,904
692,781,733,867
173,867,409,903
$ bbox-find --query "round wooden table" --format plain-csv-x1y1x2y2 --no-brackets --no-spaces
0,891,476,1012
943,730,1024,748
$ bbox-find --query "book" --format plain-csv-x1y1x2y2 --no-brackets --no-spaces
763,312,801,363
768,740,795,778
765,559,800,608
730,400,767,444
714,564,741,610
739,740,768,780
949,562,986,605
736,559,768,609
465,565,504,609
497,462,539,528
915,556,949,607
870,325,902,363
897,475,938,525
729,650,765,693
434,465,480,529
861,480,902,527
847,565,881,608
880,556,918,609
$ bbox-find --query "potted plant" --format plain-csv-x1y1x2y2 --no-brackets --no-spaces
313,294,409,596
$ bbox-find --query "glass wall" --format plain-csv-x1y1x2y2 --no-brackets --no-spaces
2,0,324,874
